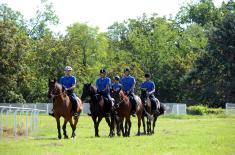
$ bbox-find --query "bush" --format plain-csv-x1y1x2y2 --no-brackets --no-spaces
187,105,224,115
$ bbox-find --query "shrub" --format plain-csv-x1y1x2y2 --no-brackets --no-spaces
187,105,224,115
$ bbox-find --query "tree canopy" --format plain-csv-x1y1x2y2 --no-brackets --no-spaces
0,0,234,107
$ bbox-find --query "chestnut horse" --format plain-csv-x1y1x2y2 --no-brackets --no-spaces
111,89,145,136
48,79,83,139
81,83,114,137
140,88,165,134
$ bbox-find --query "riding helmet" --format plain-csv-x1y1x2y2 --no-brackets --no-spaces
145,73,151,78
114,75,120,81
100,68,106,73
124,67,130,72
64,66,72,71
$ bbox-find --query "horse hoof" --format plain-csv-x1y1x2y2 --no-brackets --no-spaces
64,136,69,139
58,135,62,139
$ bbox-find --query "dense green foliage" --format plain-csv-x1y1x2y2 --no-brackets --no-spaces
0,0,234,106
187,105,224,115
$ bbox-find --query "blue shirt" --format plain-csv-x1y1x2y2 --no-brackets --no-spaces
59,76,76,89
120,75,136,92
96,77,111,95
140,80,155,92
111,83,122,90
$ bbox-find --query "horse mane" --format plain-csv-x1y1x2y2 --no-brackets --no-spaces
90,84,98,94
55,82,64,93
119,90,128,100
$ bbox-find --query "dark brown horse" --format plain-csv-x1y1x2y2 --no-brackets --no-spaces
48,79,83,139
140,88,165,135
81,83,114,137
111,89,145,136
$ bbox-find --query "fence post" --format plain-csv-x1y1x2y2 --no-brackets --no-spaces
0,107,6,137
25,110,29,136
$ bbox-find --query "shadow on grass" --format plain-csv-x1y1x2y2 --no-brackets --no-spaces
33,137,58,140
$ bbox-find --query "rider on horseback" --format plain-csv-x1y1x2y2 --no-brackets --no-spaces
111,75,122,91
96,69,114,116
120,67,137,116
60,66,78,117
49,66,78,117
140,73,160,114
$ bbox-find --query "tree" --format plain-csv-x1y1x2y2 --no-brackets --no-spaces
184,13,235,107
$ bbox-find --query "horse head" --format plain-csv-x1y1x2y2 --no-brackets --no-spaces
140,88,149,104
48,78,62,98
111,88,121,103
81,83,96,102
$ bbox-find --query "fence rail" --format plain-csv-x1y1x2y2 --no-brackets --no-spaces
0,103,187,115
0,105,45,137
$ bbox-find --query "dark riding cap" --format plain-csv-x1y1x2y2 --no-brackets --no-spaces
145,73,151,78
114,75,120,81
124,67,130,72
100,68,106,73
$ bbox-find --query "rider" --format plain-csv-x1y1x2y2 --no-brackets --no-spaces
96,69,114,116
120,67,137,115
111,75,122,91
60,66,78,117
140,73,160,114
49,66,78,117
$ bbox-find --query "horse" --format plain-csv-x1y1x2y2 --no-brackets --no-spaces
81,83,114,137
111,89,145,136
47,78,83,139
140,88,165,135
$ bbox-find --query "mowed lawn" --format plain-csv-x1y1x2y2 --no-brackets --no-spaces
0,114,235,155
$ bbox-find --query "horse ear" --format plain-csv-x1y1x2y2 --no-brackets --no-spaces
62,86,65,92
48,78,50,83
54,78,57,82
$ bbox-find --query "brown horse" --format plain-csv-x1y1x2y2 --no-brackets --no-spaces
111,89,145,136
140,88,165,135
81,83,114,137
48,79,83,139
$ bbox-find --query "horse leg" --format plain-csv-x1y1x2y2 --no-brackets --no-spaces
136,116,141,136
62,118,68,139
127,117,131,137
72,115,79,138
152,116,158,134
96,116,103,137
92,116,98,137
142,116,146,135
115,115,121,136
68,117,76,138
120,118,125,137
105,116,114,137
147,118,151,135
56,117,62,139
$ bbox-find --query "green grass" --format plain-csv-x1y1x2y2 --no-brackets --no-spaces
0,114,235,155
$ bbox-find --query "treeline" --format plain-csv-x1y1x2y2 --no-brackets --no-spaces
0,0,234,107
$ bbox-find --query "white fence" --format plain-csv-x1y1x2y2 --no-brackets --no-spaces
226,103,235,115
0,105,45,137
0,103,187,115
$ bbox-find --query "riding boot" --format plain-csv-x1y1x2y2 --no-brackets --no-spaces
130,98,136,117
72,101,78,117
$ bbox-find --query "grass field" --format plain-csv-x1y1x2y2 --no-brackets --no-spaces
0,114,235,155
